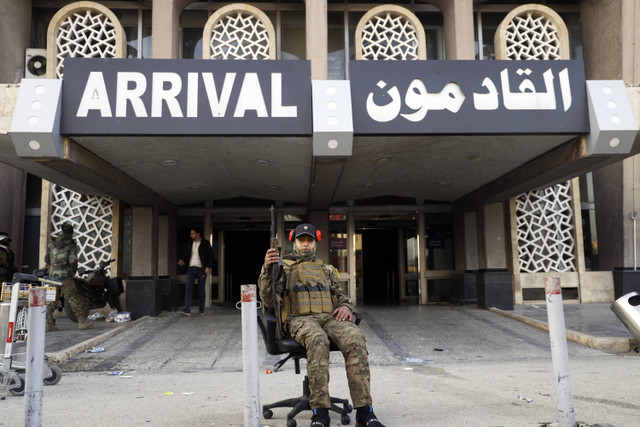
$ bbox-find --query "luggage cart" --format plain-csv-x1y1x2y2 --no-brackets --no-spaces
0,273,63,397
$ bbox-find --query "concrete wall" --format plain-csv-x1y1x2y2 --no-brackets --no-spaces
0,0,31,83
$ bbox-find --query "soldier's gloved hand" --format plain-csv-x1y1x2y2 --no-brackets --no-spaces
332,306,352,322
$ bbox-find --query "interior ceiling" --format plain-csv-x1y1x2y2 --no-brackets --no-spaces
72,133,575,206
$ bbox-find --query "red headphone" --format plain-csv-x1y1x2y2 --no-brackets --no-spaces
289,229,322,241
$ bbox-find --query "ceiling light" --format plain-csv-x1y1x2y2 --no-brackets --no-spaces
162,159,177,166
267,185,279,190
470,155,487,163
375,156,392,165
435,181,450,187
255,159,271,166
188,185,201,191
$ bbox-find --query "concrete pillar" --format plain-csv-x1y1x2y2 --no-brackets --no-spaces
309,210,329,263
38,181,52,269
110,199,124,278
305,0,328,79
476,202,513,310
0,0,31,83
430,0,475,60
152,0,192,59
464,210,479,271
131,206,158,277
0,164,27,267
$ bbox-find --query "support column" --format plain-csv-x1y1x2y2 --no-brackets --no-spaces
127,206,161,319
305,0,328,79
418,211,428,305
0,0,31,83
152,0,192,59
476,202,513,310
430,0,475,60
309,210,329,264
0,164,27,267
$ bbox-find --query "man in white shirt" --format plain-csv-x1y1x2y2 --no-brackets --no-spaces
178,227,213,315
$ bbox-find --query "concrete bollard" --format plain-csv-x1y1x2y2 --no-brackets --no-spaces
544,277,576,427
25,287,47,426
239,284,260,427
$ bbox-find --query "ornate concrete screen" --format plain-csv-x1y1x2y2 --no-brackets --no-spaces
515,182,575,273
496,6,580,300
203,4,276,60
47,1,126,79
50,184,113,274
495,4,569,61
355,5,426,60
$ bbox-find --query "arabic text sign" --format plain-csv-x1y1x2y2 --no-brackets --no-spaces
350,60,589,134
60,58,312,135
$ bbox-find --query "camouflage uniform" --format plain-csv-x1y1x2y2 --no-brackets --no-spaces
45,223,89,329
259,254,372,410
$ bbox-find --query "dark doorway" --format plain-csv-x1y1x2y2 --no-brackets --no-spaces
361,229,399,305
224,230,269,303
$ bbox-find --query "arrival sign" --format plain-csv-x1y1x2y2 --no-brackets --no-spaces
350,60,589,134
61,58,312,135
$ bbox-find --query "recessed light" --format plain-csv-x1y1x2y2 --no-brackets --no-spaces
376,156,392,165
470,155,487,163
188,185,201,191
435,181,450,186
162,159,177,166
267,185,279,190
255,159,271,166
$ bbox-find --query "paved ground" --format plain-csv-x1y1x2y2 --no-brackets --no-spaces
1,303,639,426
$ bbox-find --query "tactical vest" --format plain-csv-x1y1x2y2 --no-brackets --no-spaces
281,258,335,322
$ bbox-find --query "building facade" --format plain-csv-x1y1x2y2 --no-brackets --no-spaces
0,0,639,314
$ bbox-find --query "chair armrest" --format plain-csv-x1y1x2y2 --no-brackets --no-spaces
353,311,362,326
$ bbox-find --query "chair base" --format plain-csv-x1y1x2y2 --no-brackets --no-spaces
262,375,353,426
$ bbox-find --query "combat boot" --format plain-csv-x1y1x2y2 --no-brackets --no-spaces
78,320,94,330
310,408,330,427
355,405,385,427
45,321,58,332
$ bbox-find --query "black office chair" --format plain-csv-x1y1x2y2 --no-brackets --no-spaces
258,310,362,427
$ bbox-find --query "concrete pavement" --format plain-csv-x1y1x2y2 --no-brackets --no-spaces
2,303,639,426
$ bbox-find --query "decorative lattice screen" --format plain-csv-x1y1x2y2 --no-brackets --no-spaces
505,12,561,60
515,181,575,272
51,184,113,274
361,12,420,60
208,12,271,60
55,10,118,78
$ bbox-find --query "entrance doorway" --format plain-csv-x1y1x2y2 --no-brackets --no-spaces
361,229,399,305
223,230,269,303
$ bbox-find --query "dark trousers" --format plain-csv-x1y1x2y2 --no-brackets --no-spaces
185,266,206,313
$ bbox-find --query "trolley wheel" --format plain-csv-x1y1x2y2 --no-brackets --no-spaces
341,414,351,425
287,419,297,427
9,374,25,396
263,409,273,419
44,365,62,385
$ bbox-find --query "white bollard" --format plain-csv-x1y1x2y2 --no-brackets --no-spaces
544,277,576,427
240,284,260,427
25,287,47,427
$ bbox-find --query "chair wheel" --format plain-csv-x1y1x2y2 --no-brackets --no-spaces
344,403,353,413
287,419,297,427
341,414,351,425
263,409,273,419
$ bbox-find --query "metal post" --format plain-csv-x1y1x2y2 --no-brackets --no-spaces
25,287,46,426
544,277,576,427
240,284,260,427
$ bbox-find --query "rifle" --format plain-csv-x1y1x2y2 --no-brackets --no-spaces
270,206,285,340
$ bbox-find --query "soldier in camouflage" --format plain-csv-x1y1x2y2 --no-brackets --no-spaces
0,232,16,284
259,223,385,427
44,222,93,331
